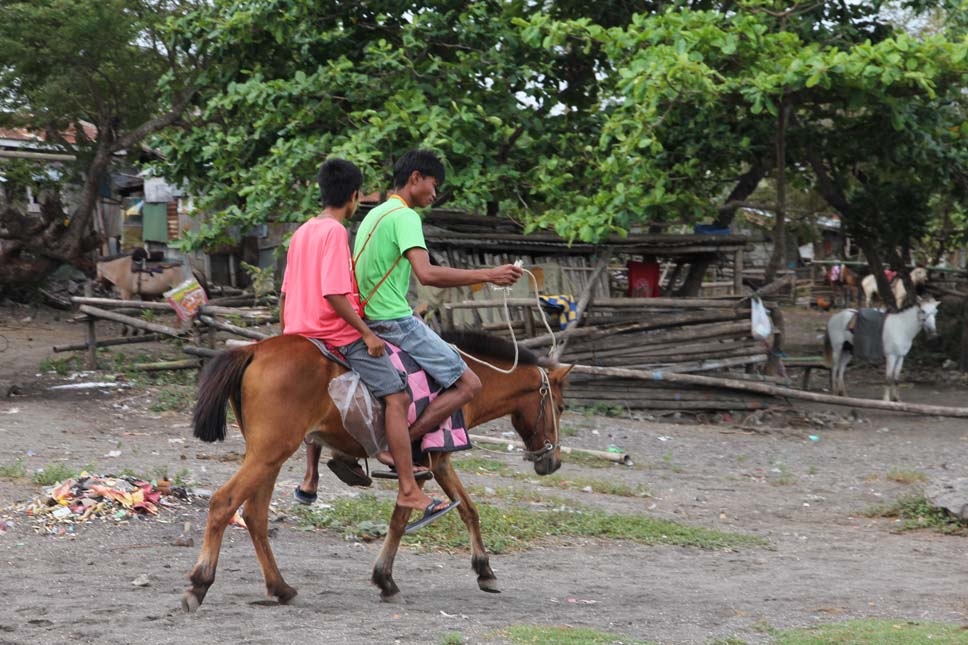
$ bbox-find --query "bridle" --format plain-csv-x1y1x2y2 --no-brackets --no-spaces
522,366,560,463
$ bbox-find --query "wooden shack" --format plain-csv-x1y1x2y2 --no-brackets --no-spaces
414,211,781,416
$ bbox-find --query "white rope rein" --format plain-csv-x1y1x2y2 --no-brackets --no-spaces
451,267,558,374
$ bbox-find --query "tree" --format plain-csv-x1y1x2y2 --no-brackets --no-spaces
157,0,967,307
0,0,200,288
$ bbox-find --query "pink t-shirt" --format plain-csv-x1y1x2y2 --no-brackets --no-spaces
281,217,363,347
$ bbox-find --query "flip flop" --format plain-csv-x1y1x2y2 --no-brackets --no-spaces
293,487,317,506
327,458,373,487
372,466,434,482
404,499,460,535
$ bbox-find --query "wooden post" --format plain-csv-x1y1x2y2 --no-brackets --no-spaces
83,282,97,370
960,296,968,373
733,248,744,295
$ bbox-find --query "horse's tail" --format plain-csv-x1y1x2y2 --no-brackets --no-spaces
823,329,833,368
193,347,254,442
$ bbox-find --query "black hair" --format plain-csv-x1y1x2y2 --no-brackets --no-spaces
392,149,445,189
317,158,363,207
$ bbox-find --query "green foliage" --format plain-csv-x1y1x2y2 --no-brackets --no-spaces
293,493,765,553
865,494,968,534
0,459,27,479
32,463,79,486
240,261,277,299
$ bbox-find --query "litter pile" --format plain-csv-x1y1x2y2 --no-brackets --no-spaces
23,472,188,533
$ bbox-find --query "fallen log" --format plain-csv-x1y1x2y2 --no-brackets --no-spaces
198,315,270,340
569,364,968,418
127,359,201,372
468,434,633,466
77,305,184,338
53,333,164,353
183,345,221,358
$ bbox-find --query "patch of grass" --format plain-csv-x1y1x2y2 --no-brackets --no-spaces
560,424,580,438
39,354,83,375
438,632,464,645
865,494,968,535
578,403,627,418
32,463,79,486
0,459,27,479
773,619,967,644
173,467,191,486
885,469,928,485
293,493,767,554
771,463,796,486
709,638,748,645
453,456,648,497
565,451,621,469
502,624,654,645
149,384,195,412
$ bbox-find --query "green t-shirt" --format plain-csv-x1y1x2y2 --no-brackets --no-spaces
353,196,427,320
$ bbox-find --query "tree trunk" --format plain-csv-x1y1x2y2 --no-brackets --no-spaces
766,101,791,283
857,238,897,310
676,159,770,296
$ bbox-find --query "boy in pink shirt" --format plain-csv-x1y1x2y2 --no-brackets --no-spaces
280,158,457,531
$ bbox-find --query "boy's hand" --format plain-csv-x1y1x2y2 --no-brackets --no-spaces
488,264,524,286
363,332,386,357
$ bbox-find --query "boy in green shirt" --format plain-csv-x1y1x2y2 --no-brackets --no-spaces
303,149,523,491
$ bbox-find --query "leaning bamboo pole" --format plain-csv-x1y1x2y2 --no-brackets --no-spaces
468,434,633,466
77,305,185,338
569,364,968,418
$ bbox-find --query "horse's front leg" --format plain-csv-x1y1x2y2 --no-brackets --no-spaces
884,355,897,402
889,354,905,402
432,455,499,593
371,504,411,602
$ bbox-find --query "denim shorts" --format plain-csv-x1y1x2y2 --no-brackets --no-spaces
366,315,468,389
337,338,408,399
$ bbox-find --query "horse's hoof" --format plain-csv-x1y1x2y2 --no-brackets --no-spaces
182,591,202,613
380,591,402,604
275,585,298,605
478,578,501,593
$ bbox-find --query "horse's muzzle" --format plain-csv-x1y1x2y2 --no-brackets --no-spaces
533,453,561,475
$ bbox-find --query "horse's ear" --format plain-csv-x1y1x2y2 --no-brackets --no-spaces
551,363,575,383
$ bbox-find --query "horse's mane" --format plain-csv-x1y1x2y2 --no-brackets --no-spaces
441,329,542,366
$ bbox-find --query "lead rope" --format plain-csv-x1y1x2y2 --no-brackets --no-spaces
451,267,558,374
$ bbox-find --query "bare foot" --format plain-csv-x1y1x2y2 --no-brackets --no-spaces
396,491,449,513
374,451,429,475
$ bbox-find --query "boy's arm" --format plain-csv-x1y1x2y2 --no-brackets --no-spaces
278,293,286,334
405,248,522,288
324,294,386,357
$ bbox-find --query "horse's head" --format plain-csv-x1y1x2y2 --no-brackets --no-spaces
511,361,573,476
918,297,940,339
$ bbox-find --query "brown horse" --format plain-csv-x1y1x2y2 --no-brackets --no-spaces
183,331,570,611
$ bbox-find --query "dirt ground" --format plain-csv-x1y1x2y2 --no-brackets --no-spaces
1,303,967,645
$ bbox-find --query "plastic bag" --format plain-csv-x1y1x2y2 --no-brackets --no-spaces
327,371,387,457
750,296,773,340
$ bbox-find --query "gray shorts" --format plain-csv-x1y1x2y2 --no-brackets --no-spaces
337,338,408,398
366,315,468,389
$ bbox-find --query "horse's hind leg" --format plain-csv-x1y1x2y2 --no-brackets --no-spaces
183,457,283,612
433,458,498,593
243,463,298,604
